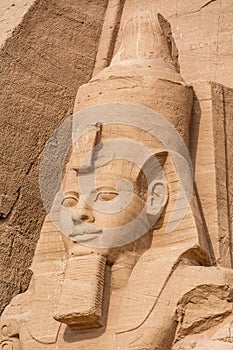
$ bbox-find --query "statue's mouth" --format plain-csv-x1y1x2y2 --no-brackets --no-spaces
69,229,103,242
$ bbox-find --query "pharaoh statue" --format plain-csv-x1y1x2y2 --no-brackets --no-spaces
1,3,233,350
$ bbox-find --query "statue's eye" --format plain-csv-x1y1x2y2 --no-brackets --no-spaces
1,341,13,350
61,197,78,208
96,191,119,201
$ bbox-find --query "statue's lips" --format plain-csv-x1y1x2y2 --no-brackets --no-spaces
69,229,103,242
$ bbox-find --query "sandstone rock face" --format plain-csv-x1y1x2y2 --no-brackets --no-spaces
0,0,107,314
1,1,233,350
190,81,233,268
0,1,35,47
115,0,233,88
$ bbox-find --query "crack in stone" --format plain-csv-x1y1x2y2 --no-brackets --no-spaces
169,0,219,18
200,0,218,10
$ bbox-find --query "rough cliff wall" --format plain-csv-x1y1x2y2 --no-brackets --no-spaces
0,0,107,314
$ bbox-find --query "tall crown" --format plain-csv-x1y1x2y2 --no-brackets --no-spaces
111,11,176,70
74,10,193,147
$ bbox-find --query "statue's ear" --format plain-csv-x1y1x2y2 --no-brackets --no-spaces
146,179,168,217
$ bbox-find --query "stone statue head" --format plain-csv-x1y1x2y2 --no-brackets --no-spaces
59,122,168,250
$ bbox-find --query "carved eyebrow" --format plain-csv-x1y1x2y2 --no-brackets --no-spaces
96,186,117,192
63,191,79,200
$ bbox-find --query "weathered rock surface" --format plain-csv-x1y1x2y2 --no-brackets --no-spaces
0,1,233,349
0,0,107,314
115,0,233,88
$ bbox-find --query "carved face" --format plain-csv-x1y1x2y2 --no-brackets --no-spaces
59,156,167,248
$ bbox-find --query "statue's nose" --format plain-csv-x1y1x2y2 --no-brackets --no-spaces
72,197,95,223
